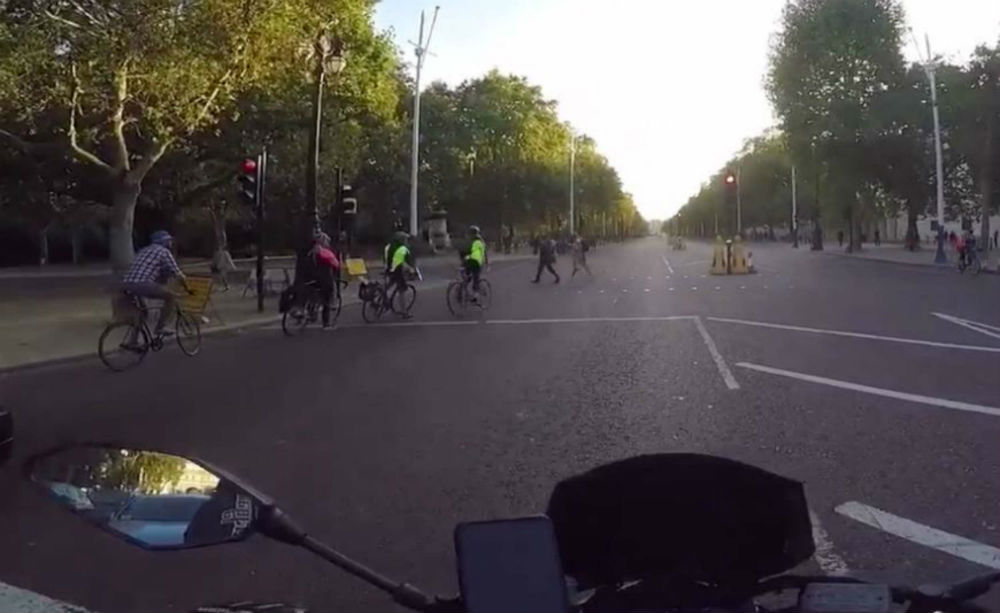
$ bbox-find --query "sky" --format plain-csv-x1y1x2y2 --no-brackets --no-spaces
374,0,1000,220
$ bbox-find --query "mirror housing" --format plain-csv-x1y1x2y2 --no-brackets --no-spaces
26,444,274,550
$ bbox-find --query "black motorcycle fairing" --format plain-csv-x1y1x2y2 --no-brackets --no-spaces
546,453,815,589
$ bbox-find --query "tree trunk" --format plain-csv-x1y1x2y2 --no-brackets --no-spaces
109,181,140,273
71,227,82,264
39,225,49,265
905,206,920,251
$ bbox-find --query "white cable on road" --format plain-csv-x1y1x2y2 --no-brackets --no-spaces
694,317,740,390
809,511,851,576
836,501,1000,570
710,317,1000,354
736,362,1000,418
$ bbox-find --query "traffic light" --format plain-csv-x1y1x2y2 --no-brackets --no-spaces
238,157,259,206
341,183,357,216
724,171,737,186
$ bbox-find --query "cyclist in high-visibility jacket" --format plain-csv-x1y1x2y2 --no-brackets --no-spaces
464,225,487,298
384,231,414,299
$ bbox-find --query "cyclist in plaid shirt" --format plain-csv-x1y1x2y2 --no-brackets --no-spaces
120,230,191,336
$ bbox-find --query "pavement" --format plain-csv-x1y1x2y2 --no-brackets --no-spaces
0,252,532,371
817,240,1000,272
1,238,999,612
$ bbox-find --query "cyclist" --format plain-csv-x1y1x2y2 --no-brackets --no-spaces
961,228,979,271
384,231,415,315
303,231,340,329
119,230,191,338
464,225,487,301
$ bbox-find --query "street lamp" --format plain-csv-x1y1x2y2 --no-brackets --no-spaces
304,32,346,241
408,6,440,239
569,131,580,236
911,30,948,264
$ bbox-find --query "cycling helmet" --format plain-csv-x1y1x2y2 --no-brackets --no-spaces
468,225,481,237
150,230,173,246
393,231,409,242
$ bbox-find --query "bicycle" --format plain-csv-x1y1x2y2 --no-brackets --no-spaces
98,293,202,372
446,268,492,318
360,269,419,323
958,247,983,275
281,279,344,336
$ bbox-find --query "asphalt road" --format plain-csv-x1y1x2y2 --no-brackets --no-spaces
1,237,999,612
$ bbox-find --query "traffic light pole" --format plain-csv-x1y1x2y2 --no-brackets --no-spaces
256,149,267,312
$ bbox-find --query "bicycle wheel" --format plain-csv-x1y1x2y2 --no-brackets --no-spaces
99,322,150,371
176,312,202,356
391,284,417,316
362,289,385,323
329,283,344,326
476,279,493,310
446,282,466,317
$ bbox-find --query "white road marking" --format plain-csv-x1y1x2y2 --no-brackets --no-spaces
694,317,740,390
485,316,697,325
836,501,1000,570
691,287,698,291
599,289,605,294
622,288,629,293
668,287,675,291
736,362,1000,418
646,276,652,280
810,511,851,576
740,285,746,290
714,286,721,290
643,288,650,293
933,312,1000,341
0,581,90,613
709,316,1000,354
660,255,675,275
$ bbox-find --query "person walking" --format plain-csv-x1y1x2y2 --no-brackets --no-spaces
532,236,560,284
837,230,844,247
874,229,881,246
993,229,998,250
571,235,591,277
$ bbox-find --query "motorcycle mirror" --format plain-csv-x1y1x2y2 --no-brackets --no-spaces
26,444,266,551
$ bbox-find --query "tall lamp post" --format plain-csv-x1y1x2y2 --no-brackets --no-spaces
408,6,440,239
304,32,345,239
569,131,579,235
912,31,948,264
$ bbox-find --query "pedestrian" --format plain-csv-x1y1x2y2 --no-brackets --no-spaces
993,229,998,249
837,230,844,247
571,234,591,277
874,229,880,246
532,236,560,284
211,248,237,291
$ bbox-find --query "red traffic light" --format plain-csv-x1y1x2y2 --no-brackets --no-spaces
242,158,257,174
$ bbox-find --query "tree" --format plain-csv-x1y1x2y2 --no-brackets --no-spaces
0,0,393,270
767,0,907,251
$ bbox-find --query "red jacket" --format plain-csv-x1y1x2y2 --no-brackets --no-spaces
315,246,340,271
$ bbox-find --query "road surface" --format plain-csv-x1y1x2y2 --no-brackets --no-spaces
1,237,999,612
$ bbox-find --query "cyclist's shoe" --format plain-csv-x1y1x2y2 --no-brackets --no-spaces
120,341,144,352
156,330,175,340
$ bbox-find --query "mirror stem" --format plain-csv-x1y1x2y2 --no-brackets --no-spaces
301,535,436,610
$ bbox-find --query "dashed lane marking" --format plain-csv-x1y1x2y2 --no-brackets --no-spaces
709,316,1000,354
736,362,1000,418
836,501,1000,570
0,582,90,613
660,255,676,275
933,312,1000,342
694,316,740,390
